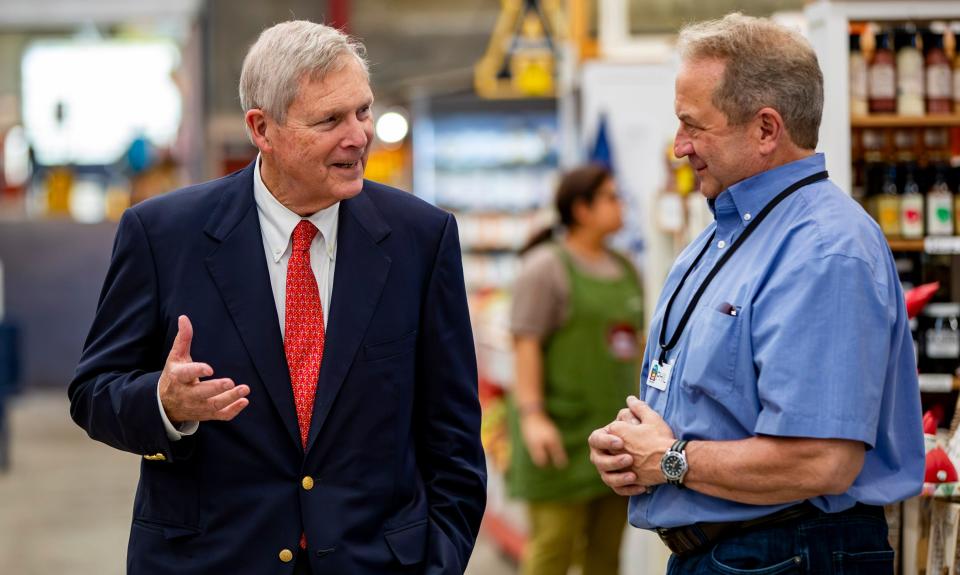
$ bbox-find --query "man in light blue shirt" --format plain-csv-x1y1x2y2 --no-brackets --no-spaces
589,13,923,574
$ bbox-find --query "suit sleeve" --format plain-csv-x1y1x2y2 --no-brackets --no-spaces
68,209,190,461
416,213,487,574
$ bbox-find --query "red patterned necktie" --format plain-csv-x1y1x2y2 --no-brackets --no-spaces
285,220,325,450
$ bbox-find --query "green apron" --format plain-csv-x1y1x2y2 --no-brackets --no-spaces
508,244,643,502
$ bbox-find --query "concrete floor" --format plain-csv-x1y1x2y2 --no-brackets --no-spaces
0,391,517,575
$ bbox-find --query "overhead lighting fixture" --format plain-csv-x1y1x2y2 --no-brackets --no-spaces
375,110,409,145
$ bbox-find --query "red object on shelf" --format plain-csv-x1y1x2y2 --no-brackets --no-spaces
925,446,958,483
905,281,940,319
924,405,945,435
481,512,526,562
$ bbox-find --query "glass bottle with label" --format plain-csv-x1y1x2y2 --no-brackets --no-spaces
921,303,960,374
901,164,924,238
953,22,960,114
863,129,885,220
852,129,867,204
877,164,902,237
927,165,955,236
850,33,869,117
929,161,960,234
925,29,953,114
925,127,951,163
896,27,925,116
869,31,897,114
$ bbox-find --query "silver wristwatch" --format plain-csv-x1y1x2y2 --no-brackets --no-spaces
660,439,689,487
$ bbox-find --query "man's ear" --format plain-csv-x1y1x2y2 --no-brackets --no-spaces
245,109,271,152
755,107,785,156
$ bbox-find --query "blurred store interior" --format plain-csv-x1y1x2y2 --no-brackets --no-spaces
3,0,960,573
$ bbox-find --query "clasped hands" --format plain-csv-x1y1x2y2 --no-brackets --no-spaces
588,395,676,496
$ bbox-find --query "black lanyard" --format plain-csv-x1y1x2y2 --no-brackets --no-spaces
657,170,828,364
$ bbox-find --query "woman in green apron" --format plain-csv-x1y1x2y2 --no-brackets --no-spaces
509,164,643,575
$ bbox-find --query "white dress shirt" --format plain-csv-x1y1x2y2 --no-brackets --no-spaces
159,155,339,440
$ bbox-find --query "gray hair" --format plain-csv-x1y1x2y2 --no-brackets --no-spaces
239,20,368,131
678,13,823,149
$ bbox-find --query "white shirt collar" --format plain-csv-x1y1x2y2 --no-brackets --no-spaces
253,154,339,263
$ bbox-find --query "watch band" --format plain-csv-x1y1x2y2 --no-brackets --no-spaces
665,439,689,487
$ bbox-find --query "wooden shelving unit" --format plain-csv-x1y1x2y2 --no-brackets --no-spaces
886,237,960,254
851,115,960,129
888,238,927,252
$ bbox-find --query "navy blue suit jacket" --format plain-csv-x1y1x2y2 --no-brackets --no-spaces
69,163,487,574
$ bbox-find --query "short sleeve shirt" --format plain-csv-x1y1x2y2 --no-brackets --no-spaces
630,154,924,530
510,243,631,338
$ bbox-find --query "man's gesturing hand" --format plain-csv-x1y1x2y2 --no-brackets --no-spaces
159,315,250,425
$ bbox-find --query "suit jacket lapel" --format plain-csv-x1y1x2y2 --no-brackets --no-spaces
203,163,301,451
306,187,392,453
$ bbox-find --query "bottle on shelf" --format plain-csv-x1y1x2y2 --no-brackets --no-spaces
920,303,960,375
902,163,925,239
895,26,925,117
862,128,886,217
877,164,902,238
869,30,897,115
952,22,960,114
850,32,869,117
927,163,955,236
924,127,951,164
945,166,960,235
924,27,953,115
852,128,866,202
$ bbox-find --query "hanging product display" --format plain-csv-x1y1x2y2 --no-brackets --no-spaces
474,0,561,99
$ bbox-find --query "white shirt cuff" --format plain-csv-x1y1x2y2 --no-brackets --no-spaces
157,382,199,441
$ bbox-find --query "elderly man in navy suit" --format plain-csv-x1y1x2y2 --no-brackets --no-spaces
69,20,486,574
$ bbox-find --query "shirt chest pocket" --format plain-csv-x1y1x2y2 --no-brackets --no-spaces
679,307,742,399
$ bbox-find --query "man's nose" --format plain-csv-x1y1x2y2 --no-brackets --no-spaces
674,127,693,158
342,117,369,148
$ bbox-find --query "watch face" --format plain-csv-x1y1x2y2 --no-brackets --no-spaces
662,453,685,479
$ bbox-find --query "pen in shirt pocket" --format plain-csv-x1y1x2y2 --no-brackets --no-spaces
717,302,740,316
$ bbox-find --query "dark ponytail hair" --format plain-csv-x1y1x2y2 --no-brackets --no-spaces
520,164,612,255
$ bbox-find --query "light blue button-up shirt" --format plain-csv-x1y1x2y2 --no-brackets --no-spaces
632,153,924,530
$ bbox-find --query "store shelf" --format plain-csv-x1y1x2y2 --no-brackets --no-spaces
851,115,960,128
918,374,960,393
886,237,960,254
888,238,926,252
805,1,960,193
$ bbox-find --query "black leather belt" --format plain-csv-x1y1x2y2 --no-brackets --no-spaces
656,502,885,557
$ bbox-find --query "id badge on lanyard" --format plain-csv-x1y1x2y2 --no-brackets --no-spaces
652,171,828,396
646,357,673,391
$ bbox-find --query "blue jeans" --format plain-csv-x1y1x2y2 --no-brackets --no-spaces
666,506,893,574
